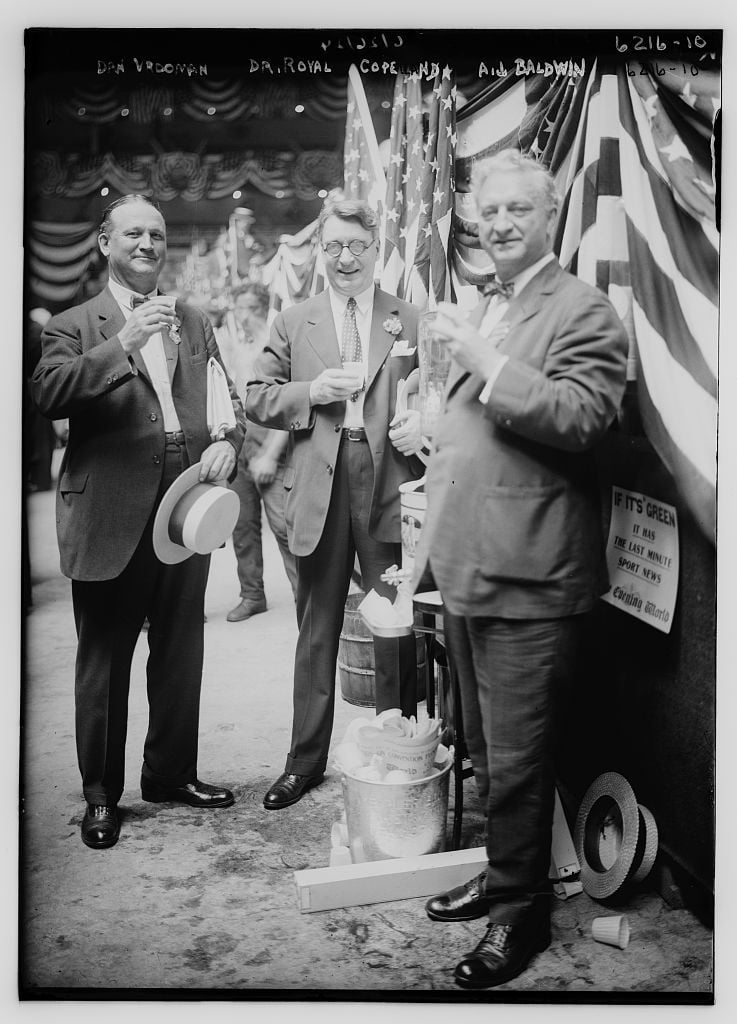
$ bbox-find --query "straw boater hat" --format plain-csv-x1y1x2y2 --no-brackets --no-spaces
573,771,659,899
153,462,240,565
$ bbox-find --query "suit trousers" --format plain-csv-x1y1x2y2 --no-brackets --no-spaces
230,447,298,603
443,612,582,926
286,436,418,776
71,441,210,806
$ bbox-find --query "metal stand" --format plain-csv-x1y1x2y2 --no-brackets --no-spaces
413,591,474,850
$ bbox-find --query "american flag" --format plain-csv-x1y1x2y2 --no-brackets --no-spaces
453,58,720,542
406,66,458,310
379,72,424,299
343,64,386,218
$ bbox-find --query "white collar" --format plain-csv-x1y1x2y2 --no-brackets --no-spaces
505,252,556,295
329,283,375,318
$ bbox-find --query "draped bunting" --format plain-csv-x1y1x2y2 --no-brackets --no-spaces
452,59,719,542
30,148,338,200
260,219,324,321
35,75,358,127
28,222,99,305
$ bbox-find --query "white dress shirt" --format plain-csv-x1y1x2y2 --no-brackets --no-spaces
478,252,556,404
108,278,182,431
328,283,374,429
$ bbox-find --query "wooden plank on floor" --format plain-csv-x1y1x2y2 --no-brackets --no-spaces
294,846,487,913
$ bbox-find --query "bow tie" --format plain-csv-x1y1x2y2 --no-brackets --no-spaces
482,277,514,300
130,294,148,309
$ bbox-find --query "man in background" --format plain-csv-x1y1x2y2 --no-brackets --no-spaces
218,283,298,621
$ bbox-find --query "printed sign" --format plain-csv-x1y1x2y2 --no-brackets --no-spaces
601,487,679,634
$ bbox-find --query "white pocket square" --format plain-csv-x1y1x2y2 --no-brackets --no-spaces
390,340,416,356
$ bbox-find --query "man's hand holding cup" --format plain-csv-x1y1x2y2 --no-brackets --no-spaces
119,295,178,355
309,365,365,406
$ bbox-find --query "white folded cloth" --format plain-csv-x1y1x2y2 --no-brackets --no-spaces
207,357,237,441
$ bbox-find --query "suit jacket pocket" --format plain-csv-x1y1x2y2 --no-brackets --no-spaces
189,351,207,365
59,471,89,496
478,483,575,585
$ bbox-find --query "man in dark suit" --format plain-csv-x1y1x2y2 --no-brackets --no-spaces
246,192,423,810
417,151,628,987
32,194,246,850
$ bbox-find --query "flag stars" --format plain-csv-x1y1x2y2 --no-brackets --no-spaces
386,207,399,223
433,186,445,204
408,105,420,119
679,82,698,109
643,94,659,124
659,134,692,163
442,65,452,79
442,95,453,111
390,152,403,166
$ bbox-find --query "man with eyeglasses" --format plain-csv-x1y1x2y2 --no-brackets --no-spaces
247,191,424,810
32,194,246,849
413,150,628,987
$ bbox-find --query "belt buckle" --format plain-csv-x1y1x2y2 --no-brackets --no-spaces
346,428,363,441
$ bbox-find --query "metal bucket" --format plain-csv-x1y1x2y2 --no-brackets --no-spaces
338,592,426,708
341,758,452,862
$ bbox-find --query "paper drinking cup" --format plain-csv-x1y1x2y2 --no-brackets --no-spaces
591,914,630,949
342,361,365,390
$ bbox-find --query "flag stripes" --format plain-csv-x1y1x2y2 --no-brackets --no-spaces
451,58,719,540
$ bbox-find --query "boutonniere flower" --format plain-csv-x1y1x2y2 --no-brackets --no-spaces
168,317,182,345
383,316,403,336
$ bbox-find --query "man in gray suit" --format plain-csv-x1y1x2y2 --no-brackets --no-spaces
247,192,424,810
32,194,246,850
418,151,628,988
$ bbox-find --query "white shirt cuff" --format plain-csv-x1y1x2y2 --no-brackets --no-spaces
478,355,509,404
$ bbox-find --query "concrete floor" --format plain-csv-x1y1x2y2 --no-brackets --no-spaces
19,476,714,1006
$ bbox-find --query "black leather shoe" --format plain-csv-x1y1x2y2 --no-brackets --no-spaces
263,772,323,810
454,919,551,989
141,779,234,808
81,804,120,849
425,871,491,922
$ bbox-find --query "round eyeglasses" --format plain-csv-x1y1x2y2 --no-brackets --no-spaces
322,239,374,259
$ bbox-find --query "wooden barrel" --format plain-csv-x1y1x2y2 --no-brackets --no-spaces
338,591,426,708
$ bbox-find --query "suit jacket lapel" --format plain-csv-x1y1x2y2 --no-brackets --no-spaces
305,290,342,369
445,296,489,397
366,289,398,386
496,259,561,352
445,259,563,395
95,287,149,380
163,296,181,384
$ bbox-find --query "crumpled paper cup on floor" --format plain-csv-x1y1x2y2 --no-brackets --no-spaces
591,914,630,949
